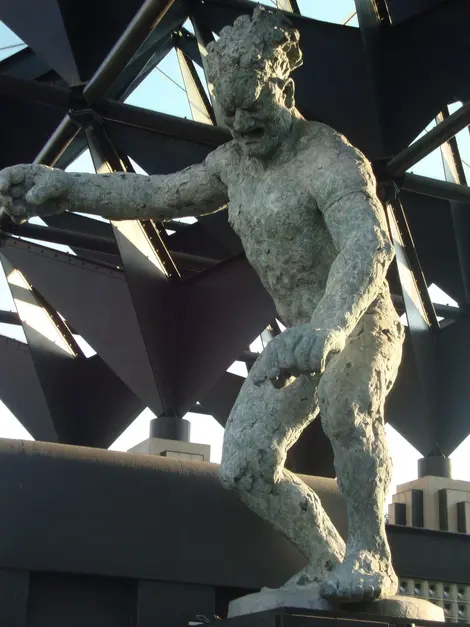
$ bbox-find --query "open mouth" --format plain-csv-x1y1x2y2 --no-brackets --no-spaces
240,127,265,142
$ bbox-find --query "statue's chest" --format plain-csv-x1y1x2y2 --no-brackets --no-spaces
227,175,316,244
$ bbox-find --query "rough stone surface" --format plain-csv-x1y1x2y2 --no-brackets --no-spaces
228,588,445,622
0,4,405,610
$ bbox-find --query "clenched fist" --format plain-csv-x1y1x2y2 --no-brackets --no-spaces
254,325,346,387
0,164,73,224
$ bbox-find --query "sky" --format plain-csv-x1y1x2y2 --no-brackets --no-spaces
0,1,469,503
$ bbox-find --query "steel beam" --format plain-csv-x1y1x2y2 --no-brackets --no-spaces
391,294,461,320
388,101,470,176
83,0,178,104
98,99,230,147
7,222,217,270
0,310,20,326
0,74,82,110
8,223,117,255
34,115,79,166
401,173,470,205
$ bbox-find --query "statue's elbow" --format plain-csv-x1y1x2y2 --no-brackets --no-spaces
376,237,394,273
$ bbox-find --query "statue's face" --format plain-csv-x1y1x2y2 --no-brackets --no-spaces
217,77,295,158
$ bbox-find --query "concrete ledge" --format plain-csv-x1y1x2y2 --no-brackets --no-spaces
0,438,345,590
1,438,469,589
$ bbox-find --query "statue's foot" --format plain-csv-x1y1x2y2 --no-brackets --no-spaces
281,565,321,589
319,550,398,604
260,565,321,595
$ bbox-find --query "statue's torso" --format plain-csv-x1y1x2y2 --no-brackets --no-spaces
220,142,337,327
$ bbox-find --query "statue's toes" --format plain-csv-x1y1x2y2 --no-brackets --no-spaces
321,577,384,604
319,579,338,600
337,581,353,602
364,583,380,603
350,583,366,603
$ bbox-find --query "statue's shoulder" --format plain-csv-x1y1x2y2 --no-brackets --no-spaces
299,120,369,175
206,140,240,178
300,120,353,153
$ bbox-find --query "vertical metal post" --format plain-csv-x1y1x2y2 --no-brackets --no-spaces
437,107,470,306
175,46,216,125
386,196,439,453
276,0,301,14
190,2,226,126
354,0,392,156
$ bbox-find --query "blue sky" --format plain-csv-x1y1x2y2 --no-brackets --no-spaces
0,1,468,498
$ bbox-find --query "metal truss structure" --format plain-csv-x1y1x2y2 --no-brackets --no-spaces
0,0,469,477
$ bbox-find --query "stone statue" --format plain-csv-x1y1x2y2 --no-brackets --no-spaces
0,5,408,611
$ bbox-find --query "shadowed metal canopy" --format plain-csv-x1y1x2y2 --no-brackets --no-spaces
0,0,469,477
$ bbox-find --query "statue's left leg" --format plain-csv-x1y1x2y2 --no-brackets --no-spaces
318,298,404,604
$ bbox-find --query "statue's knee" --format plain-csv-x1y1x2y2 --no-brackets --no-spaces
219,446,282,493
219,456,254,492
219,459,240,491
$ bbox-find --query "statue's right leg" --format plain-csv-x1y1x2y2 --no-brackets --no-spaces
219,362,345,586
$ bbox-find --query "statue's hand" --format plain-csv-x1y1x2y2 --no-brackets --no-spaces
254,325,346,386
0,164,73,225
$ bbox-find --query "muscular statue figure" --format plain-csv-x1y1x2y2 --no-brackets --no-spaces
0,7,404,605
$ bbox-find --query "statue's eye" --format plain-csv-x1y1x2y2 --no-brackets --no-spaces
246,100,261,114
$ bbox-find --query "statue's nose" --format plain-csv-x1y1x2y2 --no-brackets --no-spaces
233,109,254,133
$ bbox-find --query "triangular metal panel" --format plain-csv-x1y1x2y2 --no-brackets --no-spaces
385,334,435,456
0,46,52,82
401,191,465,306
385,0,470,155
103,119,215,175
110,222,178,413
436,316,470,456
199,371,245,427
1,238,166,417
0,0,80,84
45,212,114,240
387,0,446,24
0,335,57,442
198,211,244,257
286,419,335,478
0,97,66,169
0,253,82,443
58,0,184,83
109,0,188,100
66,355,145,448
173,255,276,415
165,220,234,261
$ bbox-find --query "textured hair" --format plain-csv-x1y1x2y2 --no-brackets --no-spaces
205,5,303,92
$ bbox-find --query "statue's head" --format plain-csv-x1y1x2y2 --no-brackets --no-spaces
206,6,303,158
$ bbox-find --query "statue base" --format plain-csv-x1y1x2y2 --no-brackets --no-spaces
228,587,444,622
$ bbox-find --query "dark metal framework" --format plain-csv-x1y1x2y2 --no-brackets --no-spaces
0,0,469,476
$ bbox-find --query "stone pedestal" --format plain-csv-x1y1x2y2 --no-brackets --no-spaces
228,588,444,622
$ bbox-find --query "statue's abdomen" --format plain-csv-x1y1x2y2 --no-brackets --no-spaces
229,198,337,326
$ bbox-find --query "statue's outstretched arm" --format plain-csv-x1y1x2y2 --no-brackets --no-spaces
310,131,394,339
0,148,228,224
